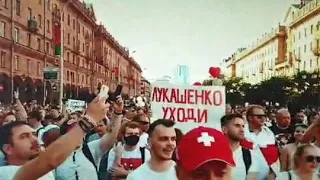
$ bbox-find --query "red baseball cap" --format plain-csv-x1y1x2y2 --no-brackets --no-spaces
177,126,235,172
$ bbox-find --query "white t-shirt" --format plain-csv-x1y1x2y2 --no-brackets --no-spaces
107,146,151,179
276,170,319,180
0,151,6,166
126,160,177,180
231,147,259,180
0,165,55,180
54,139,104,180
137,133,149,148
244,124,276,180
107,146,151,170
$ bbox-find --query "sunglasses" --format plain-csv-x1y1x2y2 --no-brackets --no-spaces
252,114,266,119
136,121,149,125
305,155,320,163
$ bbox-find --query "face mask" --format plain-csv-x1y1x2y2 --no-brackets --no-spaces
124,135,140,146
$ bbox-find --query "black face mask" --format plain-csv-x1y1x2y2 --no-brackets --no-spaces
124,135,140,146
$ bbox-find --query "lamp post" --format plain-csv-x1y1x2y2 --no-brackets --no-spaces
59,0,71,110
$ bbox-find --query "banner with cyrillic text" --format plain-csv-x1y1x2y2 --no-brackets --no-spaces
151,84,225,133
66,99,86,113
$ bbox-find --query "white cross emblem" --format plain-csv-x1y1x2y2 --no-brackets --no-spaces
197,132,215,146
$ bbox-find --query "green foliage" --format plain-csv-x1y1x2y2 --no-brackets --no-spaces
217,71,320,107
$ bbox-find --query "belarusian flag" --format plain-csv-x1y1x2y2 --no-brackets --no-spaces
54,24,61,55
114,67,120,83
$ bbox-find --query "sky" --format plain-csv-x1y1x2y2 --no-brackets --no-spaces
88,0,296,83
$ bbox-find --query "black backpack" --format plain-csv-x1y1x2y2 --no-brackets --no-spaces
241,148,252,175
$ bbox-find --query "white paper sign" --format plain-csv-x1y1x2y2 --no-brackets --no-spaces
66,99,86,113
151,83,225,133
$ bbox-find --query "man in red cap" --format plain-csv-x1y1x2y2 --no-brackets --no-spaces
175,126,235,180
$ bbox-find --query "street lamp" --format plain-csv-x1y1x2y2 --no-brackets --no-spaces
59,0,71,110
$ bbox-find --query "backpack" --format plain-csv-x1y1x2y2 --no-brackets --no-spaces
82,140,98,172
287,171,292,180
36,126,46,136
241,148,252,175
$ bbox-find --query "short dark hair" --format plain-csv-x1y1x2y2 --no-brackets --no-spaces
147,119,175,137
220,113,243,127
0,121,29,151
28,111,42,121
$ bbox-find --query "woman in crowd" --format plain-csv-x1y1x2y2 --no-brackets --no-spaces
280,123,308,171
276,144,320,180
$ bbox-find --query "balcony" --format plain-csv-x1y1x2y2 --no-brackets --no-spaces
28,19,38,33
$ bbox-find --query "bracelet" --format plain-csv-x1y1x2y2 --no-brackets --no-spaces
114,111,123,115
78,115,97,133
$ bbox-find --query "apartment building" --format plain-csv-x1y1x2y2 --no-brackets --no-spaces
0,0,142,104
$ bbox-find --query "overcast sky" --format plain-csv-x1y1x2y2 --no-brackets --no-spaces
89,0,295,82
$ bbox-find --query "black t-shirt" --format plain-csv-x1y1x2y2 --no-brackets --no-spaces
270,124,294,149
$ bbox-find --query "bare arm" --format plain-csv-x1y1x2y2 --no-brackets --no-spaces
13,125,86,180
100,114,122,153
301,123,318,143
246,173,257,180
279,146,289,171
14,99,28,120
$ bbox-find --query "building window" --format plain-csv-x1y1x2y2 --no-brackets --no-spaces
37,38,41,50
1,51,5,67
67,71,70,81
310,42,313,51
298,31,301,40
37,62,41,75
14,55,19,70
27,33,31,47
0,21,5,37
27,59,31,73
67,14,70,26
73,54,75,64
73,19,75,29
67,52,70,62
38,15,42,27
46,0,50,11
46,42,49,53
14,28,19,43
2,0,7,8
310,59,312,68
67,33,70,44
303,61,306,70
82,43,84,52
304,44,306,53
16,0,21,16
311,25,313,34
46,20,50,32
27,8,32,21
72,37,75,49
304,28,307,37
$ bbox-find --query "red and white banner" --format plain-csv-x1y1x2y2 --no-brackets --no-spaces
151,83,225,133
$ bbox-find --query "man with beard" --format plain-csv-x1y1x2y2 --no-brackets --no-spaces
126,119,177,180
221,113,259,180
0,121,55,179
175,126,235,180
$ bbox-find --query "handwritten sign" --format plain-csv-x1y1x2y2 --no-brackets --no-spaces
151,83,225,133
66,99,86,113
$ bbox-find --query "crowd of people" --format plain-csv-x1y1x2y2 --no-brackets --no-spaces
0,90,319,180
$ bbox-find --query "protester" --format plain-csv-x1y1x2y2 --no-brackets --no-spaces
126,119,177,180
221,113,259,180
0,95,110,180
175,126,235,180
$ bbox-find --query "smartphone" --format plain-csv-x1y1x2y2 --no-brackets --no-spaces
98,85,109,99
108,85,122,102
